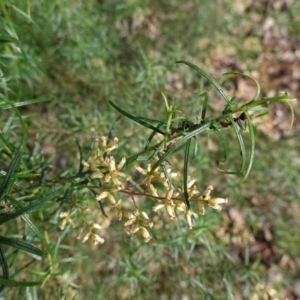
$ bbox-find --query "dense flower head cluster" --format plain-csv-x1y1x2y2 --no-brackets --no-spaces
59,136,228,244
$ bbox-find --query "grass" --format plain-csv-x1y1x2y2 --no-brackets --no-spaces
1,0,300,299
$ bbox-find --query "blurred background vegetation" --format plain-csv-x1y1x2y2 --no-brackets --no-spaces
1,0,300,299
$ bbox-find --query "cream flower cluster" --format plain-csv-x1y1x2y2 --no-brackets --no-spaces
59,136,228,244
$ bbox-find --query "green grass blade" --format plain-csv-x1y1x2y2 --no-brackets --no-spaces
176,61,230,104
0,132,16,155
0,2,18,39
0,34,20,44
10,4,43,33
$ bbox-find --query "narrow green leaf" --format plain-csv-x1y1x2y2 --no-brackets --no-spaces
0,2,18,39
0,62,8,76
224,72,261,101
233,118,246,175
164,100,176,149
0,95,28,149
218,116,246,175
0,185,66,225
200,92,209,121
6,196,51,252
0,277,42,287
239,94,294,130
183,139,191,209
22,215,50,251
138,141,164,162
212,126,228,163
0,97,54,110
144,123,165,151
0,236,44,257
161,91,170,111
0,245,9,292
249,107,270,117
0,245,8,278
10,4,44,33
192,137,198,160
98,199,109,218
158,153,172,187
238,94,289,110
74,138,84,174
283,100,295,130
176,61,230,104
125,140,164,166
242,111,255,181
223,96,238,114
0,150,21,198
151,122,212,171
0,34,20,44
14,171,39,179
109,101,165,135
107,115,121,142
0,131,16,154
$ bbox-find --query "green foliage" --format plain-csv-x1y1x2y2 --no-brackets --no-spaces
1,0,299,299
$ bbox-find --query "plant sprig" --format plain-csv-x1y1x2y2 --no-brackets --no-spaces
0,60,294,292
109,60,294,206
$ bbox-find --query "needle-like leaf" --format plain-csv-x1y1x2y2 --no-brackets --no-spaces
151,122,212,171
183,139,192,209
109,100,165,135
242,111,255,181
224,72,261,101
176,61,230,104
